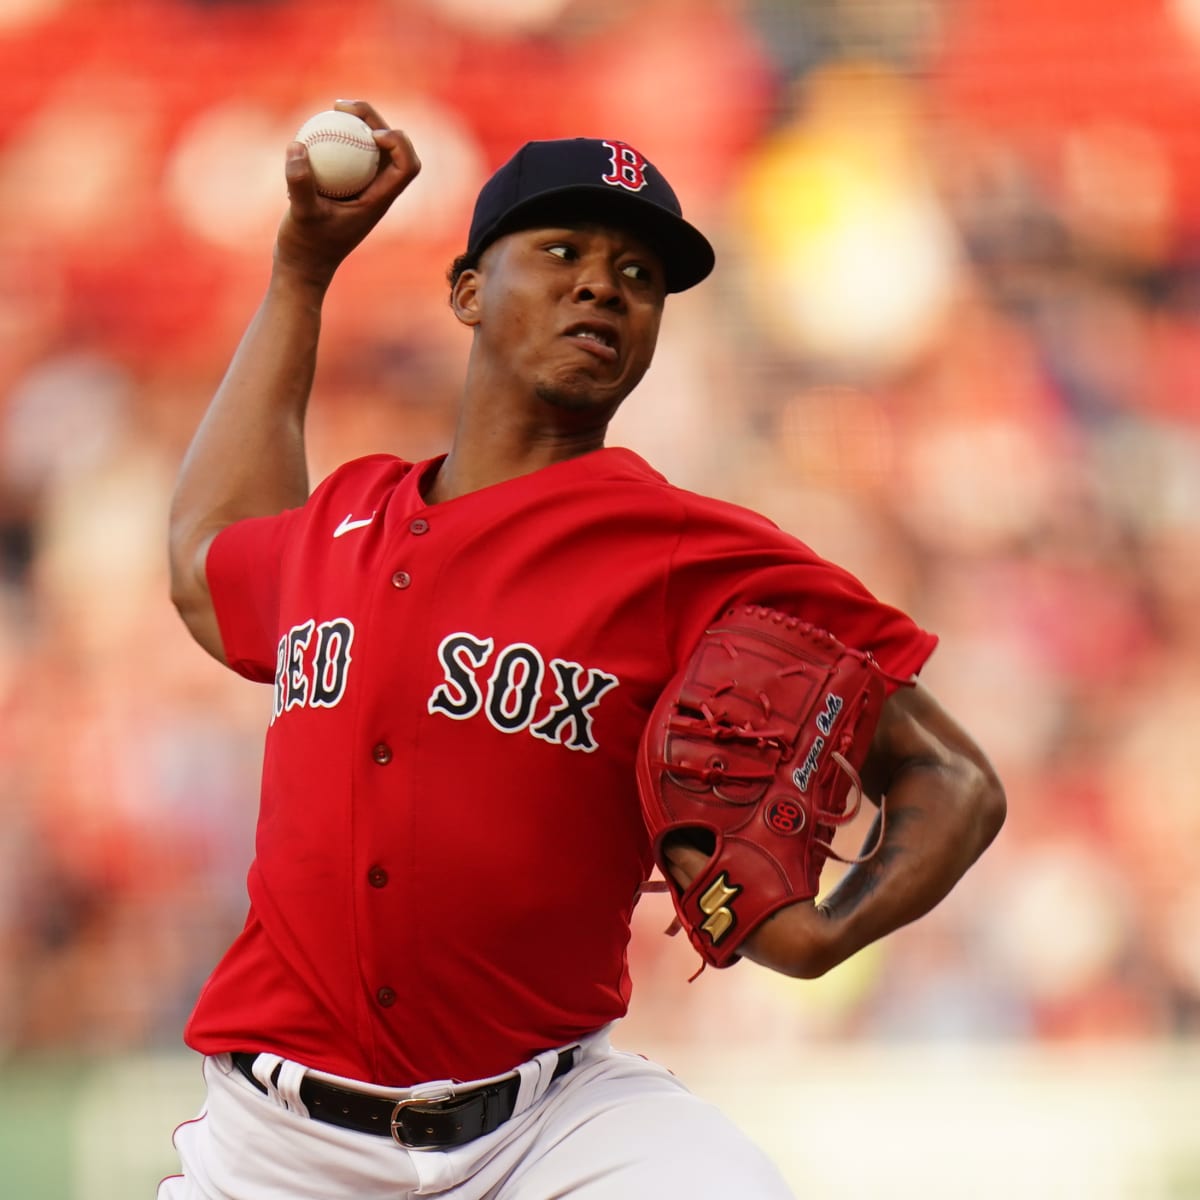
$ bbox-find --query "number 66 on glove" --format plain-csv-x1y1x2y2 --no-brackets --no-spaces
636,605,902,970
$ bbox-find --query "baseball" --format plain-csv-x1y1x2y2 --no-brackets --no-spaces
294,109,380,198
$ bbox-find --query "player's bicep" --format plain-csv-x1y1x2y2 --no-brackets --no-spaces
860,680,998,805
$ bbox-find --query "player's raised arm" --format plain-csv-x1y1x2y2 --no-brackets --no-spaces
168,101,420,661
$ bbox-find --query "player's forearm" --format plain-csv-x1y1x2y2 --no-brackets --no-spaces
813,755,1006,969
737,752,1004,980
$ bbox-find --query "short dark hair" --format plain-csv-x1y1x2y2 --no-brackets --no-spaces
446,251,479,303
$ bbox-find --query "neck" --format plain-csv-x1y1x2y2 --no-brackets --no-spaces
424,408,609,506
423,351,623,504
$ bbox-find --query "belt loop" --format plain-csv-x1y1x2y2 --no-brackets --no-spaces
251,1053,285,1104
511,1046,564,1117
275,1058,310,1118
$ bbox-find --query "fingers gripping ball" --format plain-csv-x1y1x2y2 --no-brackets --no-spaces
636,605,898,970
294,110,380,199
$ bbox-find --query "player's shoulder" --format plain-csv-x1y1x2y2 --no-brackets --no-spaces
677,486,784,534
604,448,783,532
312,452,420,491
655,474,790,544
306,453,431,509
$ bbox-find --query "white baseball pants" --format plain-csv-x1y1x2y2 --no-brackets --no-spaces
157,1026,794,1199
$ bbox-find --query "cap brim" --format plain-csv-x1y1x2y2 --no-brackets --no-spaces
469,185,715,293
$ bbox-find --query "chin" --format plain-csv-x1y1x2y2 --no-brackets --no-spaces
535,379,620,413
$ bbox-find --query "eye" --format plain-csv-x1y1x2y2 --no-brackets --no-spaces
621,262,653,282
546,243,577,261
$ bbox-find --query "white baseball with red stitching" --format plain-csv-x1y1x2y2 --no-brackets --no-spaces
294,110,380,198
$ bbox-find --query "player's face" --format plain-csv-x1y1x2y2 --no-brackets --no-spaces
463,222,667,417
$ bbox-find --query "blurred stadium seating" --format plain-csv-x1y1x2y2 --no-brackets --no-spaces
1,0,1198,1195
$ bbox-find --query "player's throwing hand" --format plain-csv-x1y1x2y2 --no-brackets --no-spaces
278,100,420,286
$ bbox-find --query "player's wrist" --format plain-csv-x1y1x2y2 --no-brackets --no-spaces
739,900,841,979
268,254,336,302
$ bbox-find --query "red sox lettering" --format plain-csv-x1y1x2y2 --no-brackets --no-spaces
272,620,619,752
273,617,355,724
427,631,619,752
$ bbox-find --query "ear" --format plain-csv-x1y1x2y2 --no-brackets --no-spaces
451,269,482,327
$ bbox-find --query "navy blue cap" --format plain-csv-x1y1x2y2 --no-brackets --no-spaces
465,138,715,293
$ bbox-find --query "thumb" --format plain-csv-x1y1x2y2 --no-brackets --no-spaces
284,142,320,214
663,842,710,891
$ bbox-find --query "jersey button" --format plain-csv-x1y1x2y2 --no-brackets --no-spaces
376,987,397,1008
372,743,392,765
367,866,389,888
409,518,429,535
391,570,411,589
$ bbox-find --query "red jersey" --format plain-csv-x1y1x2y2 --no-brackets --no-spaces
187,447,936,1084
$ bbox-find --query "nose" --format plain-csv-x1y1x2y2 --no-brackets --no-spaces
572,262,624,309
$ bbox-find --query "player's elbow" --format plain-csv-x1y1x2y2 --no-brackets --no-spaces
170,586,229,665
956,748,1007,860
168,526,206,617
980,763,1007,847
167,527,228,664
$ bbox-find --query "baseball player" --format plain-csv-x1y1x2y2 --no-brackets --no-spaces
160,100,1005,1199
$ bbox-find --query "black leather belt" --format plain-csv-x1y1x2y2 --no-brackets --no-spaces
231,1048,576,1149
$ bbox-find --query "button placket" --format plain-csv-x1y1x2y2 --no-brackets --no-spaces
360,510,429,1024
388,516,428,592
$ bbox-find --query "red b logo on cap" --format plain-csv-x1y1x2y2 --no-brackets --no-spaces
602,141,649,192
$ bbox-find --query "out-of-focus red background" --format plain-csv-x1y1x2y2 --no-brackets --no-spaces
1,0,1199,1194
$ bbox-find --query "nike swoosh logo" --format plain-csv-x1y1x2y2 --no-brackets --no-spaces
333,512,376,538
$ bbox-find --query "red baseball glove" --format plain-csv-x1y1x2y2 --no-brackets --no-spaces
637,605,898,970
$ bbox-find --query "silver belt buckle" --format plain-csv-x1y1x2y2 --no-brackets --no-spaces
389,1086,455,1147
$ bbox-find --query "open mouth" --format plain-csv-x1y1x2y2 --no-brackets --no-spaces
564,324,619,362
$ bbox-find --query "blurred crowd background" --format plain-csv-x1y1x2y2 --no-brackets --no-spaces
2,0,1200,1108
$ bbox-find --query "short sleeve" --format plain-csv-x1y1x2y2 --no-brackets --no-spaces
718,560,938,689
205,508,301,683
665,500,938,690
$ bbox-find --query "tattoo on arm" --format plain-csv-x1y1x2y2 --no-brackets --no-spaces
819,804,918,918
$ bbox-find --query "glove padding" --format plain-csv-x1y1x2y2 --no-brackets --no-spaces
637,604,894,969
